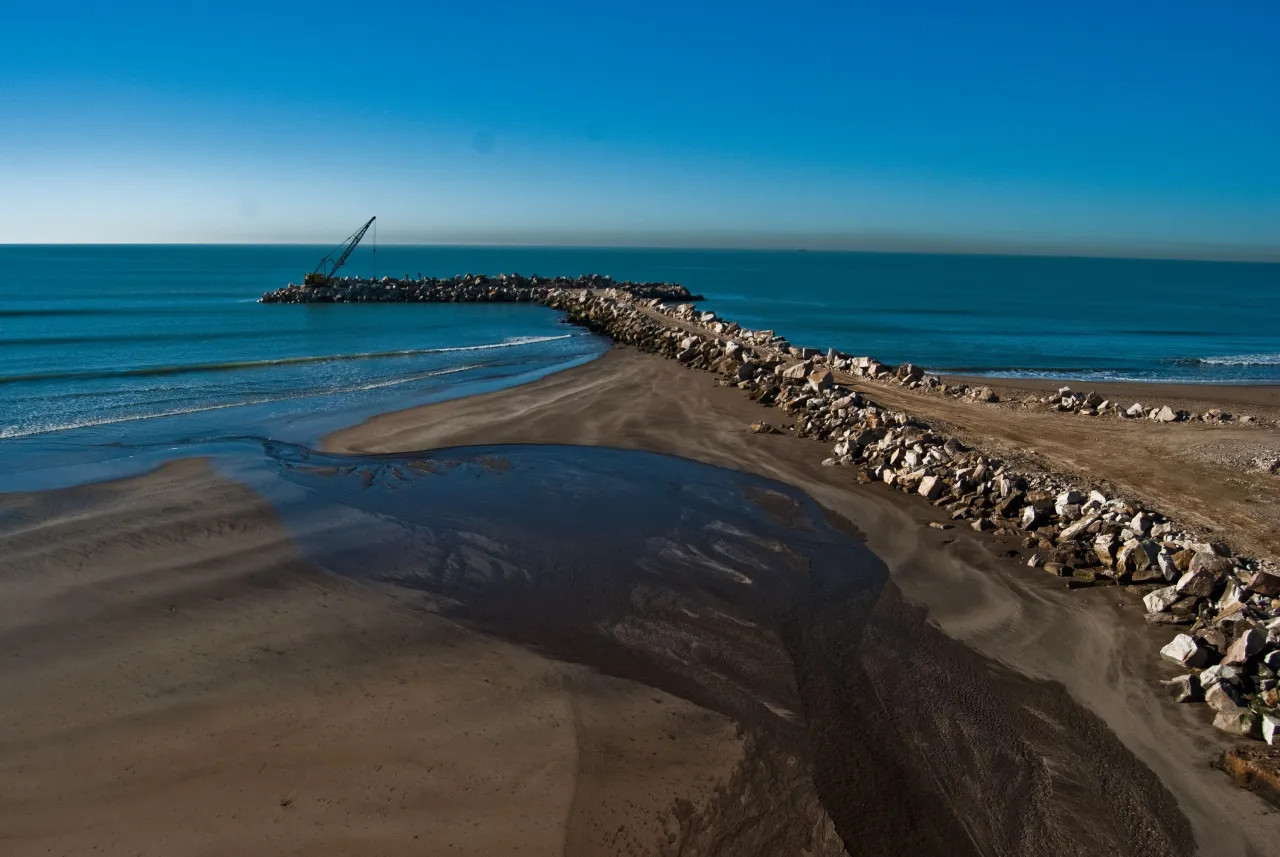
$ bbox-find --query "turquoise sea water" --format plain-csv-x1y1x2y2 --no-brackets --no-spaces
1,245,1277,466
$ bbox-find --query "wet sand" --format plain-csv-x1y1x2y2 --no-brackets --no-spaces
2,348,1277,856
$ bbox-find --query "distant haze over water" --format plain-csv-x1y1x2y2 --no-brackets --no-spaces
1,244,1277,447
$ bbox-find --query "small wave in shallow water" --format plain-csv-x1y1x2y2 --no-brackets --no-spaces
0,335,574,385
1168,353,1280,367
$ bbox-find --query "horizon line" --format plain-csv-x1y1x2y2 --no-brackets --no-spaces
3,240,1278,265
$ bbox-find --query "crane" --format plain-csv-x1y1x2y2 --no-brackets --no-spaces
303,216,376,286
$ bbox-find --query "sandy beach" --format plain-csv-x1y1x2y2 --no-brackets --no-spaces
4,343,1277,856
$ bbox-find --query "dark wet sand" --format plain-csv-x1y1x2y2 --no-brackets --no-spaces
2,348,1276,856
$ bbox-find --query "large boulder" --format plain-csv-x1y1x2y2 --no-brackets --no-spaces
1160,633,1212,668
1117,539,1161,579
1161,674,1201,703
1093,532,1118,568
1176,566,1221,598
1222,628,1266,666
1059,512,1099,542
918,475,946,501
1143,585,1180,614
777,361,808,380
807,369,834,392
1245,569,1280,597
1190,551,1234,577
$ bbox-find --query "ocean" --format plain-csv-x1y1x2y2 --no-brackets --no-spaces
2,244,1278,486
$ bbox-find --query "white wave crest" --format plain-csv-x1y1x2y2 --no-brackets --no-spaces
1192,353,1280,366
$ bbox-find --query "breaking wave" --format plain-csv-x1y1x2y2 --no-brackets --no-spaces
1167,353,1280,367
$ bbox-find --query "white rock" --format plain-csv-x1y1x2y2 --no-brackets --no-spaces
1059,512,1099,542
917,475,945,501
1160,633,1211,668
1199,664,1242,690
1055,490,1083,516
1143,585,1180,614
1212,708,1256,737
1264,713,1280,746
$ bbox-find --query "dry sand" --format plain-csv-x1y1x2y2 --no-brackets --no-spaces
3,347,1278,856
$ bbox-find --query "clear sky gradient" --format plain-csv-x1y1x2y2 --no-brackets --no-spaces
3,1,1278,259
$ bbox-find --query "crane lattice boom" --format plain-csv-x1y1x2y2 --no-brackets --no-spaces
304,217,376,286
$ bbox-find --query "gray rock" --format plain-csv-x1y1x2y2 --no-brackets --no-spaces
1212,708,1258,738
1205,681,1246,713
1117,539,1161,579
1189,551,1233,576
1155,405,1178,423
1176,567,1219,598
1161,674,1201,703
1245,569,1280,597
1222,628,1266,666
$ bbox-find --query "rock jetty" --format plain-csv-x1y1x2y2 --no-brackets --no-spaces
262,276,1280,758
539,287,1280,752
260,273,702,304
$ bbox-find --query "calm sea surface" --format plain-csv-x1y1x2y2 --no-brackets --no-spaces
1,245,1277,474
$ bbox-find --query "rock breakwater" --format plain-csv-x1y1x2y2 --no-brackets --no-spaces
260,273,702,304
539,287,1280,753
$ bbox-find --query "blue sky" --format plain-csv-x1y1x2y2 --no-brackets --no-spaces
2,1,1278,258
